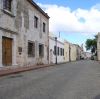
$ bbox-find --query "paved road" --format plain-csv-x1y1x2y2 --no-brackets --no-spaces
0,60,100,99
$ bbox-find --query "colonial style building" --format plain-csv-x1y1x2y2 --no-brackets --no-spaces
0,0,49,67
97,32,100,61
49,36,65,64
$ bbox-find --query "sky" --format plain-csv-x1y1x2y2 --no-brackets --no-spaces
34,0,100,50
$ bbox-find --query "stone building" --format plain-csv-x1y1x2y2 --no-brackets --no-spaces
97,32,100,61
0,0,49,67
49,36,65,64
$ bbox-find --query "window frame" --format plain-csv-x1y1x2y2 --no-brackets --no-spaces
60,48,62,56
58,47,59,56
34,16,38,28
54,46,56,55
28,41,35,57
39,44,44,57
43,22,46,33
3,0,12,12
63,49,64,56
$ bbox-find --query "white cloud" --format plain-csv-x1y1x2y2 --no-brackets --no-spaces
38,3,100,35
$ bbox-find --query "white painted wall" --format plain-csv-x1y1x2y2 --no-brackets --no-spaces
49,37,65,64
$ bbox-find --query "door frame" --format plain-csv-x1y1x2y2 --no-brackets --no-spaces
2,36,13,66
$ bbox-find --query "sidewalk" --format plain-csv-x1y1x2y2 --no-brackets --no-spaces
0,64,55,77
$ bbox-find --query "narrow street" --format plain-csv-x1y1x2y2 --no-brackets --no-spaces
0,60,100,99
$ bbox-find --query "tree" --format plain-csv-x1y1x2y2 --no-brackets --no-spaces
85,35,97,55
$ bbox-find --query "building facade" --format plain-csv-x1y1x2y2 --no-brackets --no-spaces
74,44,83,60
49,36,65,64
97,32,100,61
70,44,77,61
0,0,49,67
85,52,92,59
64,40,70,62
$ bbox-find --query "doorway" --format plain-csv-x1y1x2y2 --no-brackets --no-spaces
2,37,12,66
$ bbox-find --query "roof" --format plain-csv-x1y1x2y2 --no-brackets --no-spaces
49,36,64,45
27,0,50,19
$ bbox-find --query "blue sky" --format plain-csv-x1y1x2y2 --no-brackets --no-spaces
35,0,99,10
34,0,100,50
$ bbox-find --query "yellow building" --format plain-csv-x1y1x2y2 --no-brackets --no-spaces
64,41,70,62
70,44,77,61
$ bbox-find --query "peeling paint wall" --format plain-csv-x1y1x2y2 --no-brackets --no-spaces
0,0,49,67
15,0,29,30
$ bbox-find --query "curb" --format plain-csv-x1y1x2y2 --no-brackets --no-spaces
0,64,56,77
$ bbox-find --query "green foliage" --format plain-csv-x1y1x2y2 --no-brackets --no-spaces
85,35,97,54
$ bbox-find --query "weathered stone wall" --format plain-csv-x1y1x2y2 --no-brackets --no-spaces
0,0,49,67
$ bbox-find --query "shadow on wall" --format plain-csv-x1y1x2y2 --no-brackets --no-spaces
94,95,100,99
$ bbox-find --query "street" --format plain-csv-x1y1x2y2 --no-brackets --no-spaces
0,60,100,99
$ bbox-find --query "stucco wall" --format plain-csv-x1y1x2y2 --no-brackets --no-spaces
49,37,65,64
64,41,70,62
0,0,49,67
70,44,77,61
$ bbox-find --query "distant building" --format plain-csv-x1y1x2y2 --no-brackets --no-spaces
70,44,77,61
49,36,65,64
85,52,92,59
97,32,100,61
64,40,70,62
74,44,83,60
0,0,49,67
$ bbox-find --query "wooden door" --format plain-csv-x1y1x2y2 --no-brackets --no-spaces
2,37,12,66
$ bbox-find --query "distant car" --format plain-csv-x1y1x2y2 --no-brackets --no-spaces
81,57,84,60
91,56,94,60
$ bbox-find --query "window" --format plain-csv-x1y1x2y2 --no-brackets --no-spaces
28,41,35,57
54,46,56,55
43,22,46,32
58,47,59,55
3,0,12,11
39,44,44,57
60,48,62,56
63,49,64,56
34,16,38,28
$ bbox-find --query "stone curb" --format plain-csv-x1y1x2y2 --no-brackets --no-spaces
0,64,56,77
